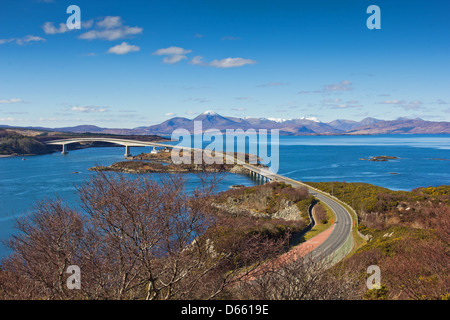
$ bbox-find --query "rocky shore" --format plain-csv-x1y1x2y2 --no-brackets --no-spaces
359,155,399,161
89,160,252,174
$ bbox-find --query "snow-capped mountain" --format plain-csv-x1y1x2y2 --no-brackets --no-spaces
18,111,449,135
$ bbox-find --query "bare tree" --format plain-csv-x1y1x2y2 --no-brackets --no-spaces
232,252,362,300
0,172,286,300
314,204,328,224
1,200,86,300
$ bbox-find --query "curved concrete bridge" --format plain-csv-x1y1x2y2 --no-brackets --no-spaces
46,137,176,157
46,137,356,264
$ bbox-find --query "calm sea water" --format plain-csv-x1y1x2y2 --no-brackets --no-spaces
0,134,449,258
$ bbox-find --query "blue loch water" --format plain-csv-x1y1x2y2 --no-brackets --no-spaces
0,134,449,258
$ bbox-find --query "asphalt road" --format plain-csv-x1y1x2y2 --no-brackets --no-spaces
240,163,354,262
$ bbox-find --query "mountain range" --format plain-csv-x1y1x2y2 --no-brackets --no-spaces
2,111,449,135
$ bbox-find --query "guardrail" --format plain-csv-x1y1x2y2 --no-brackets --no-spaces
328,229,354,266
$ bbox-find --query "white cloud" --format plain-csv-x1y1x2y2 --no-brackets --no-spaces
165,112,176,117
163,54,188,64
190,56,204,66
79,16,142,41
43,22,69,34
0,98,24,104
378,99,424,111
2,111,28,115
43,19,92,35
321,98,361,109
107,42,140,55
298,90,321,94
16,35,46,45
298,80,353,94
1,35,45,45
190,56,256,68
322,98,342,103
0,38,15,45
210,57,256,68
82,19,94,29
324,80,353,92
153,47,192,64
380,99,406,104
257,82,287,87
70,106,109,113
153,47,255,68
97,16,122,29
79,26,142,41
400,100,424,111
221,36,241,41
335,104,361,109
183,98,210,103
153,46,192,56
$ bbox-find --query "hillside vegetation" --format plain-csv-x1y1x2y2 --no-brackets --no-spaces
306,181,450,300
0,130,53,155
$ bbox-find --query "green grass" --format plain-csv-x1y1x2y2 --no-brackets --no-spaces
303,200,334,241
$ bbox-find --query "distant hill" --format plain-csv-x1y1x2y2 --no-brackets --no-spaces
53,125,105,133
347,118,450,135
134,112,450,135
2,112,449,135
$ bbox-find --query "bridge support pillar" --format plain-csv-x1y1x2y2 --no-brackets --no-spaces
124,145,131,157
61,144,68,155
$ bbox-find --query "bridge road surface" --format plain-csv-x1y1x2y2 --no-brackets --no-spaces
46,138,355,262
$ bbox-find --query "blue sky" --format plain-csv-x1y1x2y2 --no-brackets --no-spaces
1,0,449,128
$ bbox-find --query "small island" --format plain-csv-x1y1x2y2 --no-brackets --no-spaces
359,155,399,162
230,184,246,189
89,149,266,174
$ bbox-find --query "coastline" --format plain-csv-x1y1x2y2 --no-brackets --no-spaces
0,154,36,158
0,139,170,159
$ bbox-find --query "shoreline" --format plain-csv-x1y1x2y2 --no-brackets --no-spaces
0,140,169,159
0,154,36,158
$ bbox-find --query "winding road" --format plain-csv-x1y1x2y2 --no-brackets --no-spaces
239,163,355,263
